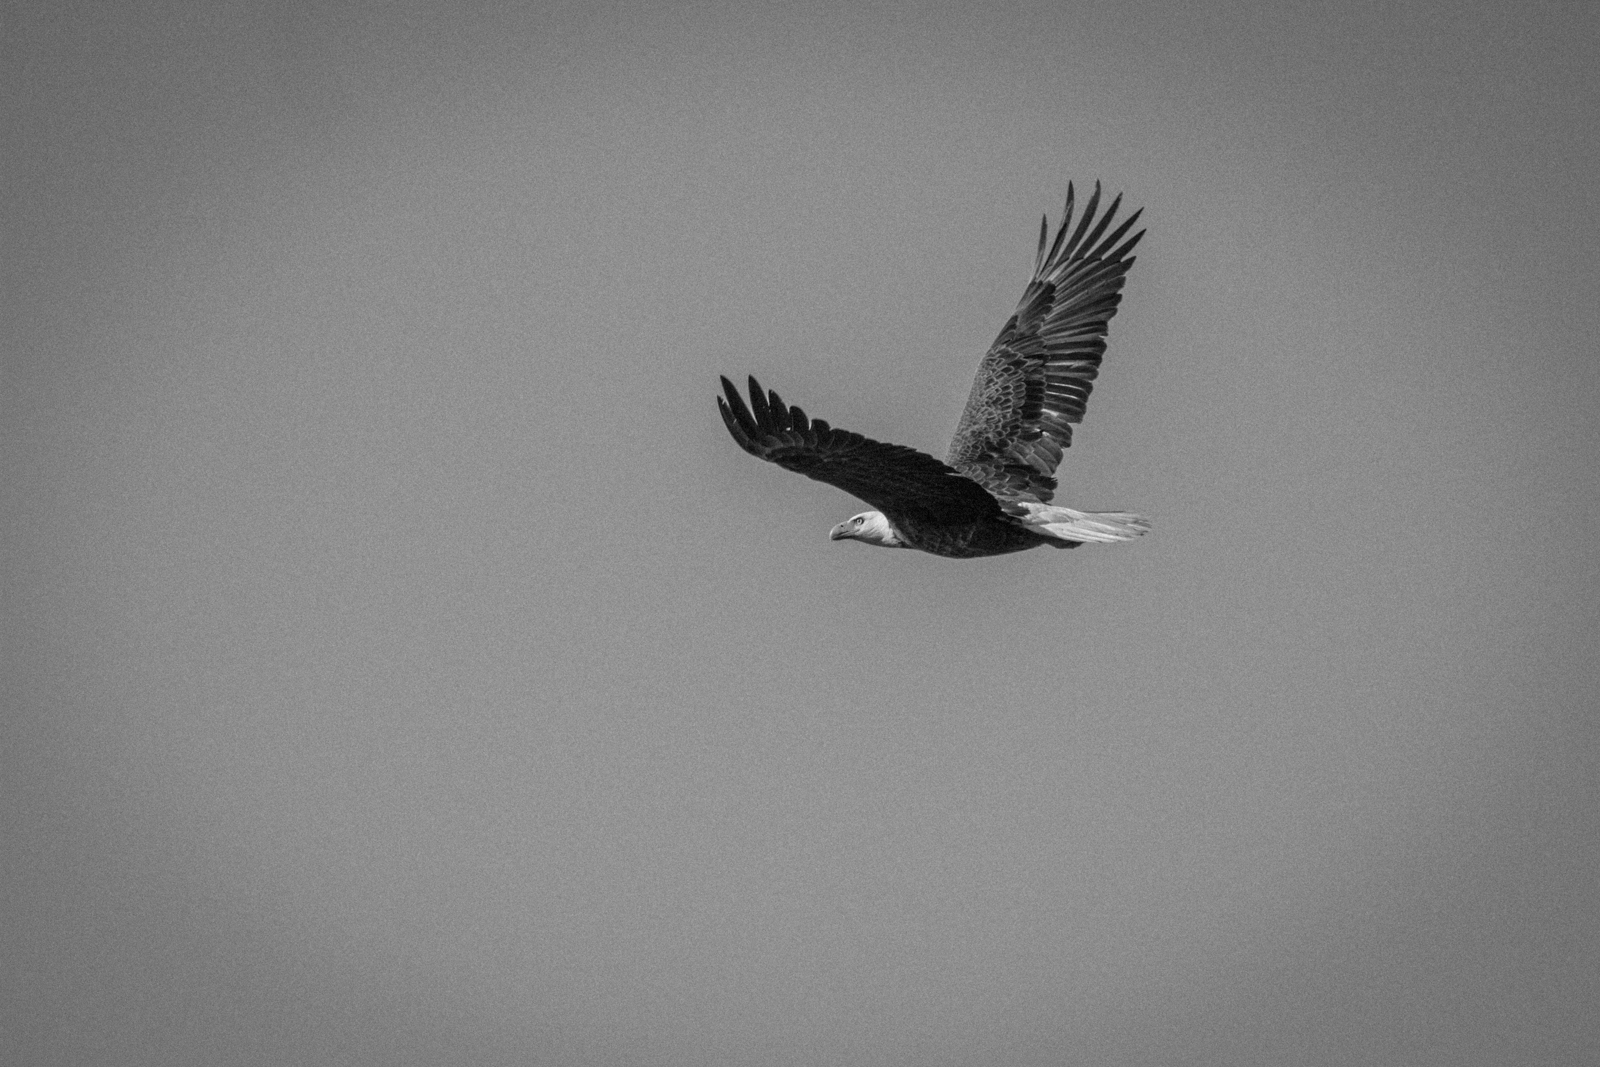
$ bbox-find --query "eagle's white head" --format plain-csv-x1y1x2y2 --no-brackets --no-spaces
829,511,906,548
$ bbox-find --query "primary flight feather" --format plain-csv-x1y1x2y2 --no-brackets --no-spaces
718,182,1151,559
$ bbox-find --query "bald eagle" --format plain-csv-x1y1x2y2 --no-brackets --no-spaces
718,182,1151,559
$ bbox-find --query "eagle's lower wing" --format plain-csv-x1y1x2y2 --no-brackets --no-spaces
720,376,1002,525
946,182,1144,504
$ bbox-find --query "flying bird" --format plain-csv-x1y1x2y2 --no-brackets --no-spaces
718,182,1151,559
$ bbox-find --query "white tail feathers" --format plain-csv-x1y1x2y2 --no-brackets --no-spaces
1019,503,1152,545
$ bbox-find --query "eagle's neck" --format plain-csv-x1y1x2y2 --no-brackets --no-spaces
857,512,908,548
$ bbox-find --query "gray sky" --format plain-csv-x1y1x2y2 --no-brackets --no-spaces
6,2,1598,1065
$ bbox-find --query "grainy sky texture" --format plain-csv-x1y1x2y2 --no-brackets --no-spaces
6,2,1599,1065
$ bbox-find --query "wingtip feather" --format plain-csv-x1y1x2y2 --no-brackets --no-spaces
768,388,791,432
747,376,771,426
1061,183,1103,260
718,375,762,441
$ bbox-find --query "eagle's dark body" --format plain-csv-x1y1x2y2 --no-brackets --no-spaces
896,517,1055,559
717,183,1150,559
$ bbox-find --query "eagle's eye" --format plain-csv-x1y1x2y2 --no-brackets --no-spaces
854,517,864,526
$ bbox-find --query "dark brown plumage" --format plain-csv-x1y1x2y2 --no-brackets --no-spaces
717,183,1150,559
947,183,1144,504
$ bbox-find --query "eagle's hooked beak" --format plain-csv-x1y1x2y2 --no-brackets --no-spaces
829,521,853,541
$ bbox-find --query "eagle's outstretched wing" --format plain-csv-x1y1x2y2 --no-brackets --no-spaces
719,376,1002,524
946,182,1144,504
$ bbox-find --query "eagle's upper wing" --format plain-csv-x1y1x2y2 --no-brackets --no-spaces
719,376,1002,525
946,183,1144,504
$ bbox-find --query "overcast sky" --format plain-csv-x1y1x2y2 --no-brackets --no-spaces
6,2,1598,1065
